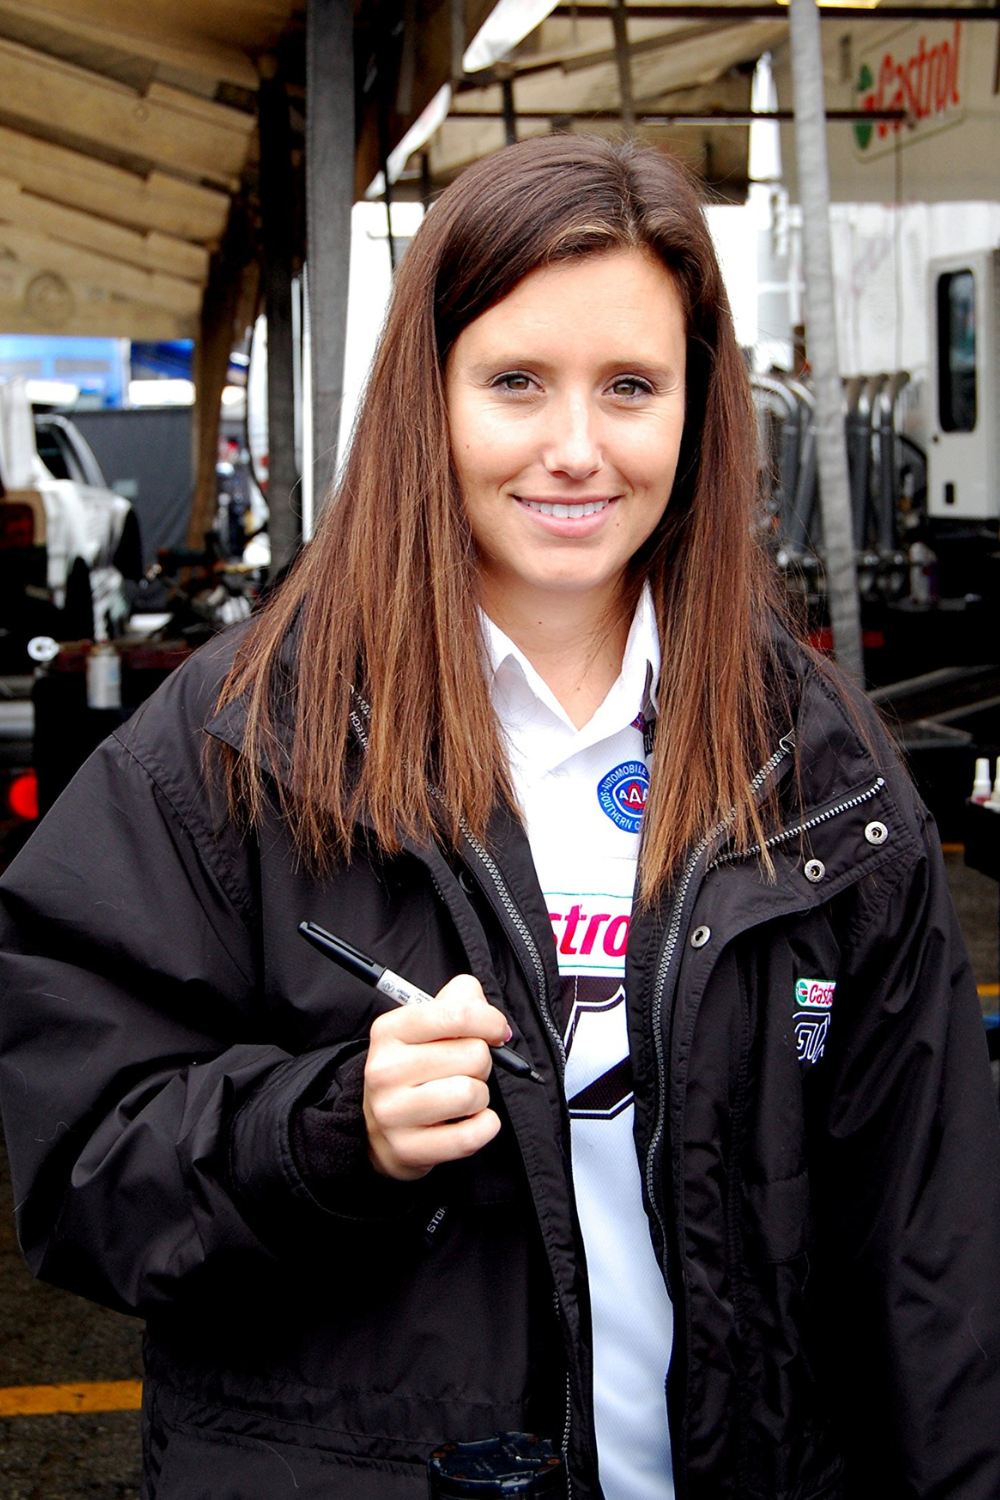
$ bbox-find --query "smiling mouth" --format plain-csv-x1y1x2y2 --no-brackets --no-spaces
518,497,614,519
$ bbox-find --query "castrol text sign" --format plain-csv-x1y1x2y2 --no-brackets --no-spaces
853,22,967,159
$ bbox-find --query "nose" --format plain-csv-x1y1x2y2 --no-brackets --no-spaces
542,391,601,481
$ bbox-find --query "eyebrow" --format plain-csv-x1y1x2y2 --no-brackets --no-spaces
462,355,680,380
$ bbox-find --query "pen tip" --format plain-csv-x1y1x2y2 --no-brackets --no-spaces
529,1068,544,1084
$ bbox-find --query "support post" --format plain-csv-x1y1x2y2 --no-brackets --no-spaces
259,57,301,573
611,0,636,134
501,75,517,145
788,0,864,682
188,201,257,552
307,0,355,511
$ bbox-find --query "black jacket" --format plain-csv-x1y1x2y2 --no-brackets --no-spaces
0,630,998,1500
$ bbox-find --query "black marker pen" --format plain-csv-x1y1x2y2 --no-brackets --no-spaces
298,921,543,1083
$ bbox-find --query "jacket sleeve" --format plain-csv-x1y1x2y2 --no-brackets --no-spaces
0,698,420,1321
818,799,1000,1498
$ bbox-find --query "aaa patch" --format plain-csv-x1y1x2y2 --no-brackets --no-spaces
597,760,649,833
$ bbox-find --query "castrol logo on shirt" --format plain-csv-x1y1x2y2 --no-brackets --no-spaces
548,891,636,1118
597,760,650,833
549,901,631,967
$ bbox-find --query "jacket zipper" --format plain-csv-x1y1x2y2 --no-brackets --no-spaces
349,694,565,1072
348,715,574,1479
645,743,888,1493
459,822,566,1077
706,775,886,872
643,733,797,1280
460,824,574,1490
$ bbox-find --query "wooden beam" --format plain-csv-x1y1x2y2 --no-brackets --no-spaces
0,255,192,339
1,0,296,55
0,222,202,318
0,1,261,90
259,61,300,569
189,200,259,550
354,0,495,198
552,2,1000,15
0,176,209,282
0,37,255,189
0,126,230,243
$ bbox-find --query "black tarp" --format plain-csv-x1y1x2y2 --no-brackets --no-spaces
71,407,193,569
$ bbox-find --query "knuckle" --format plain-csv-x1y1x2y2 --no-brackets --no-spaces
369,1013,398,1047
364,1053,394,1092
472,1038,493,1072
437,973,485,1005
436,998,470,1035
393,1136,429,1172
366,1094,396,1131
456,1108,498,1156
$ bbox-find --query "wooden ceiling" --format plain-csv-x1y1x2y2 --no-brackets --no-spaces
0,0,298,341
0,0,793,346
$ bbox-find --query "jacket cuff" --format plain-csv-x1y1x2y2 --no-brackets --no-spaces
289,1051,429,1221
227,1044,427,1252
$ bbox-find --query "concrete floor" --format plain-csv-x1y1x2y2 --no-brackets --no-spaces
0,854,996,1498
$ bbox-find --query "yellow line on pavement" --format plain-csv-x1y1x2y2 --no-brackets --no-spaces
0,1381,142,1416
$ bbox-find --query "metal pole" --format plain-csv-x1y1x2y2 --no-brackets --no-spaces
307,0,355,512
258,57,301,572
501,76,518,146
611,0,636,134
788,0,864,682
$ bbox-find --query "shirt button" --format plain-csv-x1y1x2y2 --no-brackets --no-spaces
803,858,826,883
690,925,711,949
864,821,888,846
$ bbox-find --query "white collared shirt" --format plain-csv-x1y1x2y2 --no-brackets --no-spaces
481,586,675,1500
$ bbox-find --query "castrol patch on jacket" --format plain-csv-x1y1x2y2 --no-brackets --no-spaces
793,978,835,1064
794,978,835,1009
597,760,649,833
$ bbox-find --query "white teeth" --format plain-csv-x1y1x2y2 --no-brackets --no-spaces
522,498,610,518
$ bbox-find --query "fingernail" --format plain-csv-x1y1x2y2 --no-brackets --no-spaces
504,1026,513,1043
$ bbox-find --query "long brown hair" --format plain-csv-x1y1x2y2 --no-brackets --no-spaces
218,134,786,902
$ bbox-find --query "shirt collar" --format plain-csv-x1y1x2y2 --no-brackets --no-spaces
480,582,660,742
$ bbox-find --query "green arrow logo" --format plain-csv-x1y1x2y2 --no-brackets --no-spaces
854,62,874,149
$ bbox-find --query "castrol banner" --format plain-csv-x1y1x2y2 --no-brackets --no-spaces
851,21,966,160
774,18,1000,203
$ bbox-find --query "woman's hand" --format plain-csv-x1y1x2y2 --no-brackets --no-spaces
363,975,510,1181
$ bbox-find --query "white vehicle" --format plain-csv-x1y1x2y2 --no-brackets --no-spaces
0,377,138,652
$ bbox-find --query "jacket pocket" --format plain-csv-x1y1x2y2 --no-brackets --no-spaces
147,1424,427,1500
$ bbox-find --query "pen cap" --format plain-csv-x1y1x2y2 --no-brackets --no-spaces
427,1434,566,1497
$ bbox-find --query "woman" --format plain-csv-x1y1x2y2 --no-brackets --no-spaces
1,137,998,1500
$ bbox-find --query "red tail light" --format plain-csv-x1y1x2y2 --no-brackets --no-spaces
0,504,36,549
7,771,39,822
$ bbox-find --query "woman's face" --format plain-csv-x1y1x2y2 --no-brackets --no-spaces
446,248,687,620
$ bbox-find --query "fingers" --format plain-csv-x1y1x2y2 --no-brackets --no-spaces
376,1109,502,1176
365,1034,494,1090
368,1073,492,1132
371,974,511,1050
363,974,510,1181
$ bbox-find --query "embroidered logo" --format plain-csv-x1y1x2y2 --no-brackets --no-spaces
793,977,835,1064
794,978,835,1009
597,760,649,833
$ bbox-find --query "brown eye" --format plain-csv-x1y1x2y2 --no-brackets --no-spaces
498,373,531,391
610,377,651,398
